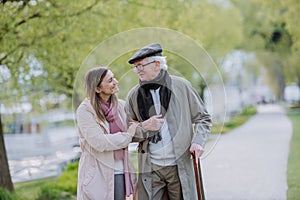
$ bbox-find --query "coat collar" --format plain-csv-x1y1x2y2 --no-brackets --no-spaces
82,98,110,133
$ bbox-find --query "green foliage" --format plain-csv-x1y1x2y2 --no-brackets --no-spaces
287,103,300,110
224,106,257,130
14,177,56,200
36,184,75,200
35,162,78,200
230,0,300,98
36,185,62,200
0,0,298,107
287,112,300,199
211,106,257,134
232,0,293,53
0,0,244,109
55,162,78,195
0,187,17,200
241,105,257,115
13,162,78,200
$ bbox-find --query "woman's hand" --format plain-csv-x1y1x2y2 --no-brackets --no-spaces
127,122,138,137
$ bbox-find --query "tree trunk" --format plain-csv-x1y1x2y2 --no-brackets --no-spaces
0,113,14,191
274,60,285,101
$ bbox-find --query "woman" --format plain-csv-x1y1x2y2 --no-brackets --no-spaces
76,66,138,200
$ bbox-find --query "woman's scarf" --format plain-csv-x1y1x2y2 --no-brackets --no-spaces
101,100,133,196
137,70,172,143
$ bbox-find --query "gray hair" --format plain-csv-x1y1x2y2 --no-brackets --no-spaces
147,56,168,70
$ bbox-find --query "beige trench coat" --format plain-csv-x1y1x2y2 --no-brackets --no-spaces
125,75,212,200
76,98,137,200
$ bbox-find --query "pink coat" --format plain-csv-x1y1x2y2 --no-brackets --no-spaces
76,98,136,200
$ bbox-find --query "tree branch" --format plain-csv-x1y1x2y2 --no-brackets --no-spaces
16,13,41,26
1,0,30,5
63,0,101,17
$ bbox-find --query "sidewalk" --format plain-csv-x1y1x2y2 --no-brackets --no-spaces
202,104,292,200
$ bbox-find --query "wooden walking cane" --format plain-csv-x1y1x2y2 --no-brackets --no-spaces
192,153,205,200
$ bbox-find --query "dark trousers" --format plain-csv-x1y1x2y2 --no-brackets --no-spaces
114,174,125,200
151,164,183,200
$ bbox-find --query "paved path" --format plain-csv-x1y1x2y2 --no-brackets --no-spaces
202,104,292,200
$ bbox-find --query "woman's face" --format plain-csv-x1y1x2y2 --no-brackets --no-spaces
97,70,119,98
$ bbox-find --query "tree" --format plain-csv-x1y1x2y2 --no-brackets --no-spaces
0,0,245,189
0,0,103,190
261,0,300,86
0,113,13,191
230,0,300,99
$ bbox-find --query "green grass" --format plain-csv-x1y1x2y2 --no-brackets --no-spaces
287,112,300,200
55,162,78,195
211,106,257,134
11,162,78,200
14,177,57,200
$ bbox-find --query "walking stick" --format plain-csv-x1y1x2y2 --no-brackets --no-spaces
192,153,205,200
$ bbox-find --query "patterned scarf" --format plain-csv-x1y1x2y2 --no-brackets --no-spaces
137,70,172,143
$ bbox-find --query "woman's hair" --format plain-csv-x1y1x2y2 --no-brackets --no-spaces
84,66,118,122
147,56,168,70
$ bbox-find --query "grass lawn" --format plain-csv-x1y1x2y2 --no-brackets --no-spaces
13,162,78,200
287,111,300,200
14,177,57,200
211,106,257,134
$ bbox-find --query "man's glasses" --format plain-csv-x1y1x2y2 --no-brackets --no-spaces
131,61,155,71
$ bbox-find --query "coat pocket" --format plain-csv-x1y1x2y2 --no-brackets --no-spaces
82,157,96,186
82,157,100,200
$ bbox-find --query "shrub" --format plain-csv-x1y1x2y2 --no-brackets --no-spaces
0,187,17,200
242,106,257,115
36,184,75,200
55,162,78,195
211,105,257,134
35,162,78,200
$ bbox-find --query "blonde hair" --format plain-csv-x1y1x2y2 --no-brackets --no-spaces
84,66,118,122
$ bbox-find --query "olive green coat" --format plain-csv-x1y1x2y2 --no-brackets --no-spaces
125,75,212,200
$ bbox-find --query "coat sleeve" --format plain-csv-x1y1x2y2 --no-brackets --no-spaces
76,104,133,152
124,89,147,143
186,82,212,147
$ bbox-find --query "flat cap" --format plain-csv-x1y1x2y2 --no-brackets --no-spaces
128,43,162,64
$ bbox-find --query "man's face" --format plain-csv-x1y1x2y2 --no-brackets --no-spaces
132,58,160,81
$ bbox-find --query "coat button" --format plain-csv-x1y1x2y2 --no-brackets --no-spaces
141,150,145,154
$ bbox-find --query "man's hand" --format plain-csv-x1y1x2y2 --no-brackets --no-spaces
141,114,164,131
190,143,204,164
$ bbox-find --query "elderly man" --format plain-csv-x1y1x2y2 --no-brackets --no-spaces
125,43,212,200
